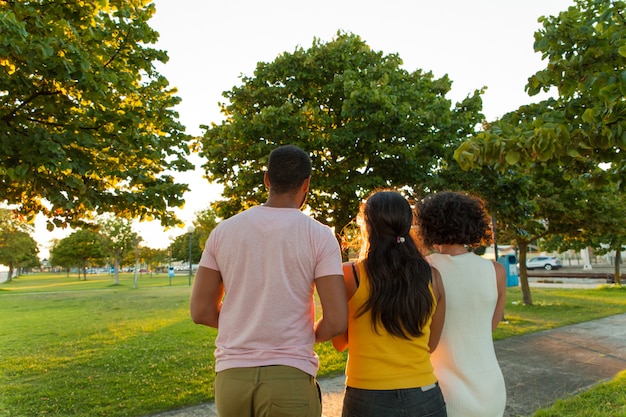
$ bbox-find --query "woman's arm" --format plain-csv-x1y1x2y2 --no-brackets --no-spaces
492,261,507,331
428,267,446,352
331,262,359,352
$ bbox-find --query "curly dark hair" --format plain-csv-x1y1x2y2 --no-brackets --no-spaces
416,191,493,249
357,190,434,340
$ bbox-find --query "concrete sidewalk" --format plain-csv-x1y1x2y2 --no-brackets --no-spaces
148,312,626,417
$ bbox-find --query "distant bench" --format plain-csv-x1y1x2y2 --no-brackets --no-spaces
527,271,622,283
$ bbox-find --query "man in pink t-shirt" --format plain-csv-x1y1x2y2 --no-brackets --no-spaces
190,145,348,417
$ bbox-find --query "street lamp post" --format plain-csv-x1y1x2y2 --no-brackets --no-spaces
187,225,195,286
168,235,173,286
133,238,140,289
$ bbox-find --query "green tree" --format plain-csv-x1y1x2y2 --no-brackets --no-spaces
200,32,483,249
445,161,619,304
455,0,626,184
0,230,39,281
193,207,219,252
498,165,624,303
439,167,541,304
543,181,625,284
49,229,105,280
98,216,137,285
591,195,626,285
170,232,202,266
0,209,39,281
47,238,74,275
0,0,193,230
138,246,168,273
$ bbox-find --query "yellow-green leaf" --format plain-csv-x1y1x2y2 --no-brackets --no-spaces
505,150,520,165
567,148,581,158
581,108,594,123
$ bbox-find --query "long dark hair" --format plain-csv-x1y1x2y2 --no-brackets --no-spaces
357,190,434,339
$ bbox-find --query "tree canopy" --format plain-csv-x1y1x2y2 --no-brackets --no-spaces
49,229,105,280
97,215,137,285
192,207,219,252
170,231,202,265
0,0,193,230
200,32,483,239
0,208,38,280
542,180,625,284
455,0,625,185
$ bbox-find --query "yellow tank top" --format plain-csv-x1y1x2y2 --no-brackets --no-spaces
345,262,437,390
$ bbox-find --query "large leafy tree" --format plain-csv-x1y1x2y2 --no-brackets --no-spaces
543,181,625,284
120,243,166,273
47,238,74,275
434,166,541,304
455,0,626,185
444,159,621,304
170,232,202,265
49,229,105,280
193,207,219,252
98,215,137,285
0,230,39,281
137,246,168,273
499,165,624,303
167,208,218,268
200,32,483,244
0,0,193,230
0,209,39,281
588,194,625,284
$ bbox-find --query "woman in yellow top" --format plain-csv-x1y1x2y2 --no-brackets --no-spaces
333,190,447,417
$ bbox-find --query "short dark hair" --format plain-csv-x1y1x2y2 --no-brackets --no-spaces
267,145,312,194
416,191,493,248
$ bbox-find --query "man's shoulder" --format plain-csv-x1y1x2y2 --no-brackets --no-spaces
218,206,260,222
305,215,334,232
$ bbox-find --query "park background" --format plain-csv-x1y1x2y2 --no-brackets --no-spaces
1,1,625,416
17,0,575,261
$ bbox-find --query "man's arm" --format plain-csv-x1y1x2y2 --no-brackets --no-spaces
314,274,348,343
190,266,224,328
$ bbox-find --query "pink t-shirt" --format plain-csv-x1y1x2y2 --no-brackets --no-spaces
199,205,342,376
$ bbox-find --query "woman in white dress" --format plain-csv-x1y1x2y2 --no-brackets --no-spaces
416,191,507,417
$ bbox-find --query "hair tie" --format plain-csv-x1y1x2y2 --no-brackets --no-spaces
397,236,406,243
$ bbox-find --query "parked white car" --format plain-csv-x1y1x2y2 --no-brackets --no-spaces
526,256,562,271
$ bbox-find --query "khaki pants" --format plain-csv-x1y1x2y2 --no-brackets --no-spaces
215,365,322,417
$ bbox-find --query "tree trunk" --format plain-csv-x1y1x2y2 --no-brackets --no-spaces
6,264,13,282
615,249,622,285
517,240,533,305
113,257,120,285
133,243,140,289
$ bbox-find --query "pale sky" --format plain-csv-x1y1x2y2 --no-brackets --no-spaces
31,0,574,259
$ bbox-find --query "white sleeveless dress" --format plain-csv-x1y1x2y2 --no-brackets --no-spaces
428,252,506,417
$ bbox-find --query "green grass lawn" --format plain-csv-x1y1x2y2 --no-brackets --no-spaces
495,284,626,340
1,273,624,417
531,370,626,417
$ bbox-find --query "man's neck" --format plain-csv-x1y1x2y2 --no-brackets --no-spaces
264,194,301,209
